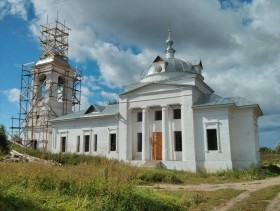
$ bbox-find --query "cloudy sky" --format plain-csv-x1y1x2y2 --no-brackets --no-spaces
0,0,279,147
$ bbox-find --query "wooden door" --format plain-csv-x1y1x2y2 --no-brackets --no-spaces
153,132,162,160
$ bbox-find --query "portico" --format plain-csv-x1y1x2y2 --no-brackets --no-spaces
129,103,185,162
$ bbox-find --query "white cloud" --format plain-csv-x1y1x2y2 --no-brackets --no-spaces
79,86,92,109
0,0,28,20
4,88,20,103
100,91,118,102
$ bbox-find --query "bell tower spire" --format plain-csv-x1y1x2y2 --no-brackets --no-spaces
165,25,176,59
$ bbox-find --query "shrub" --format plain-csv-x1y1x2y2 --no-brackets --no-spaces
0,125,9,154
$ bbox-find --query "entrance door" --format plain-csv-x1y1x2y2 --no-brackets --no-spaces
153,132,162,160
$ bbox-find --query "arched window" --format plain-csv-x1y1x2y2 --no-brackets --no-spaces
39,74,46,100
57,76,64,102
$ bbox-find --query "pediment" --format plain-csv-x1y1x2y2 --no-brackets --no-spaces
121,82,191,96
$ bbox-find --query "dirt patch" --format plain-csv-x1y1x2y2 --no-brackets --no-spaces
146,176,280,210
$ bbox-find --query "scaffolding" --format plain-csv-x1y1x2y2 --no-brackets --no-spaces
11,19,82,150
40,19,70,61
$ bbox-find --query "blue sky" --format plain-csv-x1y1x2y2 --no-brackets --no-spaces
0,0,279,148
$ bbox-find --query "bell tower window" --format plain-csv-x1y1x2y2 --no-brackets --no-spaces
57,76,64,102
39,74,46,100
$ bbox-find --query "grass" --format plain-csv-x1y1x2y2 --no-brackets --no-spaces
1,145,280,210
229,185,280,211
155,188,243,211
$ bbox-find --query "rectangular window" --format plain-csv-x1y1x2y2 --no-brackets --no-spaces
173,109,181,119
174,131,182,151
84,135,90,152
155,110,162,120
110,133,116,151
137,112,142,122
94,134,97,152
61,137,66,152
77,136,80,152
207,129,218,150
137,133,142,152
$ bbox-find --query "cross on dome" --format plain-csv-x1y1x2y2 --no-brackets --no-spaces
165,25,176,59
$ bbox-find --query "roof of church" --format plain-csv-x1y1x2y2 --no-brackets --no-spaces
193,94,263,114
139,27,203,82
51,103,119,122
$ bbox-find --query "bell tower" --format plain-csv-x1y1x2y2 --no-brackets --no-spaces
21,19,81,151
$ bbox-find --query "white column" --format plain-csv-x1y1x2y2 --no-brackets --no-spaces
162,105,168,161
81,135,84,154
181,104,186,160
141,107,149,161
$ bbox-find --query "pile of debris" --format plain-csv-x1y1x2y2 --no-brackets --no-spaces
1,150,60,166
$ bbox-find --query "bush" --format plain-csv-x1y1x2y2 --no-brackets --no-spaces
275,142,280,153
0,125,9,154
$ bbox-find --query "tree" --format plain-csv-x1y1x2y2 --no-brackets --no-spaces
275,142,280,154
0,125,9,153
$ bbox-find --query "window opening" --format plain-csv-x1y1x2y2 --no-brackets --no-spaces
84,135,90,152
57,76,64,102
174,131,182,151
61,137,66,152
137,112,142,122
173,109,181,119
94,134,97,152
39,74,46,100
207,129,218,150
110,133,116,151
137,133,142,152
155,110,162,120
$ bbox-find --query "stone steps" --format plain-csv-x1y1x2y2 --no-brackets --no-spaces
142,160,162,169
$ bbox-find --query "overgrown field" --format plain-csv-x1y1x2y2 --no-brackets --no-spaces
0,145,280,210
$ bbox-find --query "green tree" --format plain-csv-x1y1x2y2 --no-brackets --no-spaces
275,142,280,154
0,125,9,153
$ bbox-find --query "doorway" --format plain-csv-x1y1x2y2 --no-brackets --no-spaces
153,132,162,160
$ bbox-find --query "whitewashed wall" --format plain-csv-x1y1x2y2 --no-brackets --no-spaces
229,108,259,168
51,116,119,159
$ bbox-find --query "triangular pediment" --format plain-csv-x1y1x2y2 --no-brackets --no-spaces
153,55,164,63
121,82,192,96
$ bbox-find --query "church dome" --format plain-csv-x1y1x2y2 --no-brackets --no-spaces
140,27,202,83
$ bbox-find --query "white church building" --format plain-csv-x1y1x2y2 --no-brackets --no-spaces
48,31,262,172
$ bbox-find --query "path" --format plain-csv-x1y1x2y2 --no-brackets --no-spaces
146,176,280,210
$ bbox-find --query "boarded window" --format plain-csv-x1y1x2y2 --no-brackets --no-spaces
207,129,218,150
94,134,97,152
61,137,66,152
174,131,182,151
110,133,116,151
173,109,181,119
137,112,142,122
77,136,80,152
155,110,162,120
137,133,142,152
84,135,90,152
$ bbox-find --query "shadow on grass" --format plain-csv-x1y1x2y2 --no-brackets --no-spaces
0,194,44,211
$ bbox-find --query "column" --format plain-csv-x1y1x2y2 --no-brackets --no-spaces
80,135,84,154
141,107,149,161
181,104,187,161
162,105,168,161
